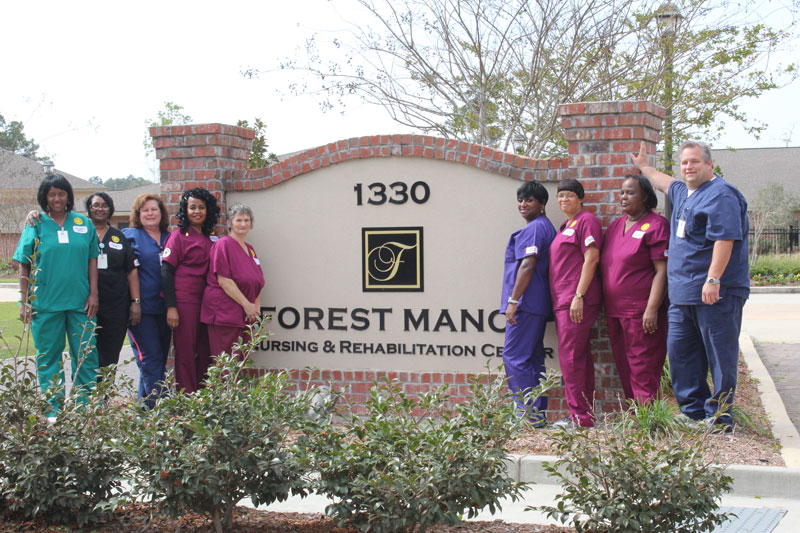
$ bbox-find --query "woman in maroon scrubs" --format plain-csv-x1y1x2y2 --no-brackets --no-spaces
549,179,602,428
202,203,265,360
161,188,220,393
601,175,669,403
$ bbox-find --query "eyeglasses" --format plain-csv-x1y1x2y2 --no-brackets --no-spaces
91,204,110,210
557,192,578,200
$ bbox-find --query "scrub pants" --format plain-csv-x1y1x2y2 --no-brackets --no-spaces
667,296,745,425
31,309,99,413
96,301,129,369
207,323,252,362
554,304,600,427
502,311,549,423
607,312,668,403
173,301,210,394
128,313,171,408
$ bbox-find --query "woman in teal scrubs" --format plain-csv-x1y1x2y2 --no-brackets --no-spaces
14,174,99,414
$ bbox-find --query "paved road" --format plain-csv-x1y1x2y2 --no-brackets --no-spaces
744,292,800,436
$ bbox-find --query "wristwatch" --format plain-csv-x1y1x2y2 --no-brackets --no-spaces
575,292,584,298
706,278,720,285
132,298,142,303
507,297,520,304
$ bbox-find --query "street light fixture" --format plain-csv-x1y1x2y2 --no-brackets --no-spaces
656,2,683,179
42,160,55,176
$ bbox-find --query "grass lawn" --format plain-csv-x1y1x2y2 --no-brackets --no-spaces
0,301,37,357
0,302,130,359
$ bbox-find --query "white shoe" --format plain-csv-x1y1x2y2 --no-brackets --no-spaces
552,417,576,430
46,416,57,425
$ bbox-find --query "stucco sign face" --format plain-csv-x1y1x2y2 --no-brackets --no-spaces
230,156,560,374
362,227,423,291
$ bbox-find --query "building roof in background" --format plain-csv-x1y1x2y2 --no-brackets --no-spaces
709,147,800,203
0,148,99,191
106,183,161,213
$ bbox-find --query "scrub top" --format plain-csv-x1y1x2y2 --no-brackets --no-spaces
499,216,557,316
201,236,265,328
162,228,215,305
97,226,136,307
13,211,98,312
549,209,603,311
122,227,169,315
601,211,669,318
667,178,750,305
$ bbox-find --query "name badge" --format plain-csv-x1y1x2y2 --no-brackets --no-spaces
254,257,261,265
210,235,219,242
73,225,88,234
97,253,108,269
562,228,575,237
58,230,69,244
632,231,645,239
109,241,123,250
677,219,686,239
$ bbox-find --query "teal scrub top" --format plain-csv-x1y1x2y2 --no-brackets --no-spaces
13,211,99,313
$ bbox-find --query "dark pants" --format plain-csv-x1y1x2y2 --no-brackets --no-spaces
173,302,210,394
667,296,745,425
208,323,252,362
96,301,129,369
128,313,171,408
502,311,548,422
554,304,600,427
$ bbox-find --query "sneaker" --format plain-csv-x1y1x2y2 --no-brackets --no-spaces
675,413,702,428
528,416,547,429
703,417,733,434
551,417,576,430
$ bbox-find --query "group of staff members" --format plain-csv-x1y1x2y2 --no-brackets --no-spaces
501,175,669,428
14,178,264,413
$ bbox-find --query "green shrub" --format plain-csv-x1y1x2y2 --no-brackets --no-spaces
0,357,128,527
301,367,558,533
620,397,680,438
121,319,316,533
538,409,734,532
750,253,800,282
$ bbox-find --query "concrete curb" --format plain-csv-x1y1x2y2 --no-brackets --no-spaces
750,286,800,294
739,329,800,467
506,454,800,499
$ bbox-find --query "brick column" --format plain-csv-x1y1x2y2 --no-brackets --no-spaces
151,124,255,233
558,100,665,414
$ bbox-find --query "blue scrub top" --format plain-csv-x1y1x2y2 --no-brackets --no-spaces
500,215,557,316
122,227,168,315
667,178,750,305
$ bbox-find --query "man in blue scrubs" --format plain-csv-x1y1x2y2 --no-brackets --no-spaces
631,140,749,431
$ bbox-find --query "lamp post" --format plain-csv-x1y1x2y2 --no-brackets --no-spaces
656,2,683,178
42,160,55,176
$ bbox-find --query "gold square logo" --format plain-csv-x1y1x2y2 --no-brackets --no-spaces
362,227,423,292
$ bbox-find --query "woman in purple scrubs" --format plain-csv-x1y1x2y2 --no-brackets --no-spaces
161,188,220,394
601,175,669,404
549,178,602,428
202,203,265,360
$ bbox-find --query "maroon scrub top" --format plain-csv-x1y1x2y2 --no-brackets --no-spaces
600,211,669,318
549,209,603,311
162,228,214,304
201,236,265,328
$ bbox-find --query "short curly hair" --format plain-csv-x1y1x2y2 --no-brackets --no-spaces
85,191,115,218
175,187,220,236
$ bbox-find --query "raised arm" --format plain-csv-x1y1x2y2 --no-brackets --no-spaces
630,141,676,194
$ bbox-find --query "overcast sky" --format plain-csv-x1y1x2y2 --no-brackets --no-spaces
3,0,799,181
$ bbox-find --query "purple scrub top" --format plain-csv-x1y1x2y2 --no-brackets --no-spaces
499,215,557,316
162,228,214,304
548,209,603,310
201,236,265,328
600,211,669,318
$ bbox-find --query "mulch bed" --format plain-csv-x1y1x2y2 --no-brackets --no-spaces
0,356,780,531
1,505,573,532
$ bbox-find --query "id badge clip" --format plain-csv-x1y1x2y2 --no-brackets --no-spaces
57,230,69,244
98,253,108,269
